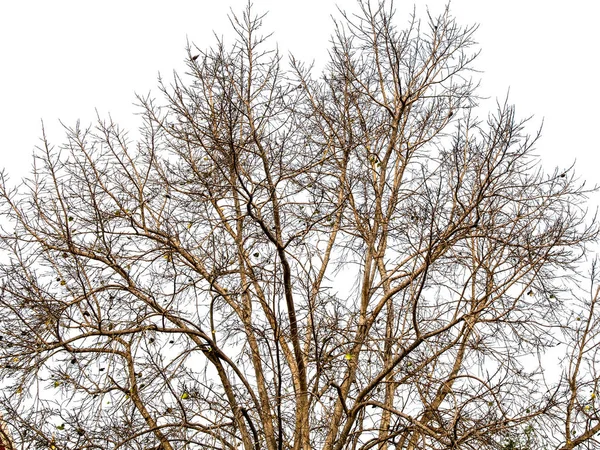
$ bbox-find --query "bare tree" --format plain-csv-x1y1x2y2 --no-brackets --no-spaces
0,2,598,449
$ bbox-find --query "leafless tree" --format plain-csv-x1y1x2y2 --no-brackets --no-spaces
1,2,598,449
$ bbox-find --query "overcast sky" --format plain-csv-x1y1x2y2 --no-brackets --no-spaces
1,0,598,190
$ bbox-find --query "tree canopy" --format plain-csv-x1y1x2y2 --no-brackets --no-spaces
1,2,599,450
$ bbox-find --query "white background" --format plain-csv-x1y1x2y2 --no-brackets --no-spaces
0,0,598,189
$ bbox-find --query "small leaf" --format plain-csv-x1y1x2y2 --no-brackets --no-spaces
56,424,65,430
344,353,353,360
181,392,190,400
